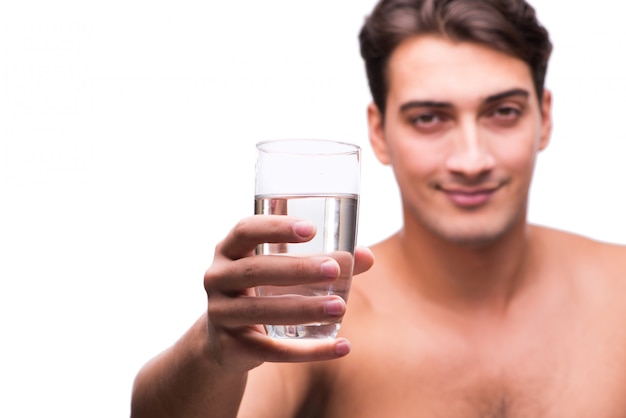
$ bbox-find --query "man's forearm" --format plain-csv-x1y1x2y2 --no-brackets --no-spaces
130,315,248,418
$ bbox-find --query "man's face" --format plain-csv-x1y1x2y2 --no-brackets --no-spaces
368,36,552,247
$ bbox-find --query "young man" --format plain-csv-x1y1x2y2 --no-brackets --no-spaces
132,0,626,416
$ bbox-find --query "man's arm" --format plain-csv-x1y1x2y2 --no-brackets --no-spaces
130,216,373,417
131,314,248,418
131,313,337,418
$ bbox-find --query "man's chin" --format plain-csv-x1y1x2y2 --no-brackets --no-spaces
430,222,513,249
408,205,527,249
444,232,506,249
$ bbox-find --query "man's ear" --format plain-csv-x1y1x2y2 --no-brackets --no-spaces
367,102,391,165
538,89,552,151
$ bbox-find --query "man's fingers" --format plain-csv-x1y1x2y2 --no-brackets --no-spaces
353,246,375,276
236,332,352,363
208,294,346,328
206,245,372,294
206,256,339,292
217,216,316,260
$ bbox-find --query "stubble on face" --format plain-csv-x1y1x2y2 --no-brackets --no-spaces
405,187,528,249
376,36,549,249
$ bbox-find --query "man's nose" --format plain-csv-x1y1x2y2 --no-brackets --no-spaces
445,122,495,179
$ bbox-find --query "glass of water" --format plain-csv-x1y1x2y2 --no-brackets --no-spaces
254,139,361,339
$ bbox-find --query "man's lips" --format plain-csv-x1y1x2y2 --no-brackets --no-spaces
438,186,500,207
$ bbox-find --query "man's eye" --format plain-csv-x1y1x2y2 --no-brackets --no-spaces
491,106,521,119
411,113,445,126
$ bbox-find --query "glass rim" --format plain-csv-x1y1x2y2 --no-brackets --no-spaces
256,139,360,156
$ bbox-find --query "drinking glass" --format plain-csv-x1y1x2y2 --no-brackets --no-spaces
254,139,361,339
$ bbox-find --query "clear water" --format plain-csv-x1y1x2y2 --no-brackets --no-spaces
254,194,358,339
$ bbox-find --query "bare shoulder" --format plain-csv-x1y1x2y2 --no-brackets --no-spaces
239,360,316,418
531,225,626,295
532,224,626,267
345,234,406,313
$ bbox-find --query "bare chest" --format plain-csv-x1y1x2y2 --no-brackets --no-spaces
313,310,626,418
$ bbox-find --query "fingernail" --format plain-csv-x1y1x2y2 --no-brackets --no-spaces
294,221,315,238
324,299,345,316
321,260,339,279
335,339,351,356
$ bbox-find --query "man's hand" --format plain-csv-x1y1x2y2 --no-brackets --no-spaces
203,215,374,373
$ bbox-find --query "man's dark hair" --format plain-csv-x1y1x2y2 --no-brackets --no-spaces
359,0,553,117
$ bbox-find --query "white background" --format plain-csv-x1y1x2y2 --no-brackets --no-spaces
1,1,625,416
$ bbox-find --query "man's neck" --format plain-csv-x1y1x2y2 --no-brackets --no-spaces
394,218,537,317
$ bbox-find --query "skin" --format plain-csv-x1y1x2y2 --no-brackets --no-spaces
131,36,626,418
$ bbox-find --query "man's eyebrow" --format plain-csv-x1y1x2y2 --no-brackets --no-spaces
484,88,530,103
398,88,531,113
399,100,452,113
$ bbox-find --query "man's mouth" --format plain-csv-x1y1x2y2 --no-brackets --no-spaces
438,185,501,207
